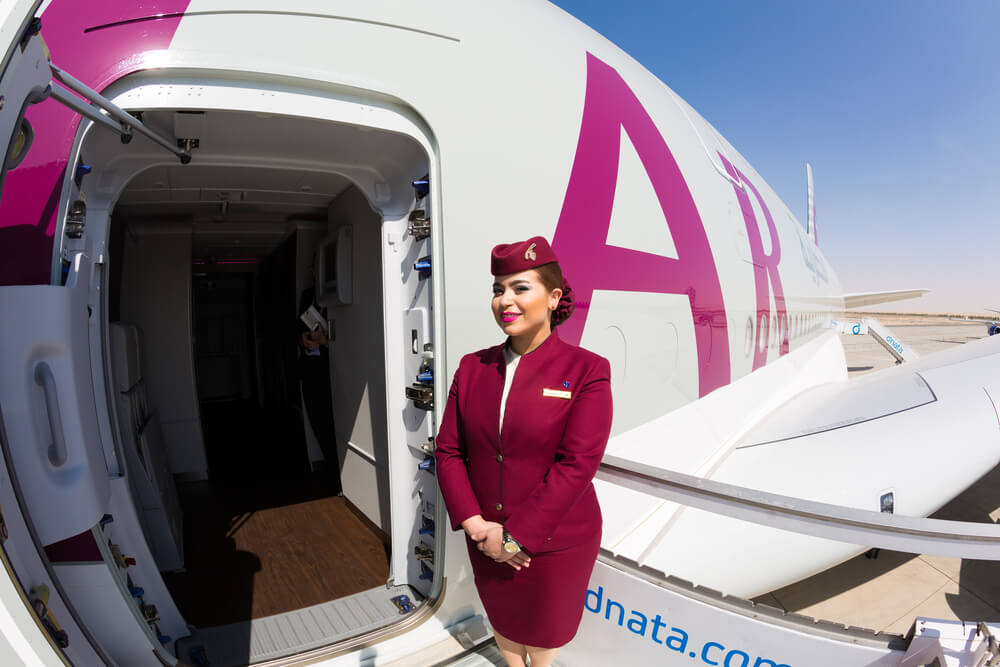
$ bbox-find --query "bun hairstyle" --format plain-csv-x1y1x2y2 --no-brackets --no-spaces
534,262,575,327
490,236,575,327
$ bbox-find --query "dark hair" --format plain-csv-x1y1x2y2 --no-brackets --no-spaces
534,262,563,293
533,262,574,327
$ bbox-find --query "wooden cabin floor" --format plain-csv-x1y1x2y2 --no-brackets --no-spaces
162,400,389,628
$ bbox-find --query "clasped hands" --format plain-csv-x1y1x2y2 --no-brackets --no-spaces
461,515,531,571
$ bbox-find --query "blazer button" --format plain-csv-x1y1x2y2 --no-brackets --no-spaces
546,536,552,541
496,453,504,463
495,502,503,511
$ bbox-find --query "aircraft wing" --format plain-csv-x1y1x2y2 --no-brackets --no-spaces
598,333,1000,598
841,288,930,309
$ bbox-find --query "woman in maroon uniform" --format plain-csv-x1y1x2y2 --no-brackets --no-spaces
435,236,613,667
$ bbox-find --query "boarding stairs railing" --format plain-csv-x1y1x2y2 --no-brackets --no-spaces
595,454,1000,560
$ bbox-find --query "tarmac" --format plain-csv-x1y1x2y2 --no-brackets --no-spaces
752,314,1000,635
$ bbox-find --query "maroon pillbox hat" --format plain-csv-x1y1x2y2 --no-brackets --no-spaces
490,236,559,276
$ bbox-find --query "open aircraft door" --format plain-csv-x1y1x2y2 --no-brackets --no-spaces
0,4,116,664
0,1,111,547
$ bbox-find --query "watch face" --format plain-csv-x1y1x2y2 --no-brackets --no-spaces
503,540,519,553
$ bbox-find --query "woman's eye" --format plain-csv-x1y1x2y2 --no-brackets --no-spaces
515,286,529,293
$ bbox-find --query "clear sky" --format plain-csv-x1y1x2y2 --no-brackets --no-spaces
549,1,1000,314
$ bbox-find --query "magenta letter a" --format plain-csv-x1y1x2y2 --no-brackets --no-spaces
552,54,729,398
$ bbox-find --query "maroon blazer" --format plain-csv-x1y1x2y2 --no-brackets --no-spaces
435,331,613,554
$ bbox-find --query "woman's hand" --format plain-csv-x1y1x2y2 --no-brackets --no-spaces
498,548,532,570
470,521,504,559
465,519,531,570
461,516,496,556
485,526,531,570
461,514,489,538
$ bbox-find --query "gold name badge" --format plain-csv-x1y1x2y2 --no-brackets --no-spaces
542,388,572,399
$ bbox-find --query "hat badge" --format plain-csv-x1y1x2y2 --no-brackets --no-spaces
524,243,537,261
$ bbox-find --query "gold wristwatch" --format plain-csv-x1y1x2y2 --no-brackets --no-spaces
502,530,521,554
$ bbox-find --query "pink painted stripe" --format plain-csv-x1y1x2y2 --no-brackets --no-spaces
0,0,191,285
551,53,730,397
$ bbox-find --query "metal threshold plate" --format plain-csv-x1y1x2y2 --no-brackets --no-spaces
178,584,419,665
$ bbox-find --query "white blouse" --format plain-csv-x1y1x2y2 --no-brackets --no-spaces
498,344,522,435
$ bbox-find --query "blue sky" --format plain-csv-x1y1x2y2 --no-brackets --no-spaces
550,1,1000,314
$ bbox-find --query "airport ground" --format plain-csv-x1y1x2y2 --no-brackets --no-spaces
751,314,999,635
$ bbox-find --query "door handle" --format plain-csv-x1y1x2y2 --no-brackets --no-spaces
33,362,68,467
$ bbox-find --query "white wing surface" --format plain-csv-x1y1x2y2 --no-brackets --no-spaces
842,288,930,309
598,332,1000,598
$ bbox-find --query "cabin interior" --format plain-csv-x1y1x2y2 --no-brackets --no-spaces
60,107,438,663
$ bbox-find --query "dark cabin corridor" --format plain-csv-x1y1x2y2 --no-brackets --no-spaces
167,231,387,628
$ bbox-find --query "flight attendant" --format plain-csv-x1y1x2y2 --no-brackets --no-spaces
435,236,613,667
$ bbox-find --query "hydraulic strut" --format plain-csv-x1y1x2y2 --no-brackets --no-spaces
47,62,191,163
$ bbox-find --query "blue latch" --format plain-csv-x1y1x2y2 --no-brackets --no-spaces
418,457,435,473
419,514,435,537
412,176,429,199
74,163,92,188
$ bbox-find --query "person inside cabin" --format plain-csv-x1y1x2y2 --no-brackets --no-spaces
434,236,613,667
298,255,343,496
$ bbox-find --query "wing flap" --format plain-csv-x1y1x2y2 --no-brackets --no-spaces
737,368,936,448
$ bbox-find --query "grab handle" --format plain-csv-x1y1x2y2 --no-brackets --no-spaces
33,362,68,467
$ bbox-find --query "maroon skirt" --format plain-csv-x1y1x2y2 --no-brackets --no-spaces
466,530,601,648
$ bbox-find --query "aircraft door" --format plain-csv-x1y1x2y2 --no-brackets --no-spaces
0,7,111,546
0,254,112,545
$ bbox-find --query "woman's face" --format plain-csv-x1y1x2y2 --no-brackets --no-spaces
491,269,561,339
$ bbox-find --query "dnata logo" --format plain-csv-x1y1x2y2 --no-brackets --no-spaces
585,586,791,667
